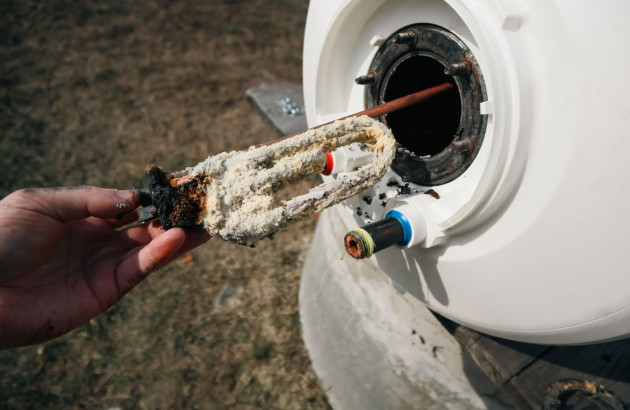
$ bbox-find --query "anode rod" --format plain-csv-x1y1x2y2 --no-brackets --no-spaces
268,82,455,146
352,82,455,120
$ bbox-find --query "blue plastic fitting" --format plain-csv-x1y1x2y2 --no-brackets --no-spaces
384,209,412,246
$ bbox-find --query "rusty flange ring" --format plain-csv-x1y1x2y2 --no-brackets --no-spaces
364,23,487,186
543,379,626,410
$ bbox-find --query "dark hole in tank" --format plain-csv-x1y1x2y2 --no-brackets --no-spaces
383,56,461,157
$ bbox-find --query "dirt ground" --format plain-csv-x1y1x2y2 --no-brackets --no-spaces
0,0,331,408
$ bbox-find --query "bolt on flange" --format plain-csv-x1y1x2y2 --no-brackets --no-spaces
392,29,418,45
444,60,472,77
355,72,377,85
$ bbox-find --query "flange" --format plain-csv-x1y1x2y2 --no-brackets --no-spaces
364,24,487,186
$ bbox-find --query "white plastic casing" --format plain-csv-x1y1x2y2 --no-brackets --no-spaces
327,143,373,176
303,0,630,344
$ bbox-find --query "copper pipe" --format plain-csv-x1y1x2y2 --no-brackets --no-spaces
267,82,455,146
355,82,454,119
344,217,405,259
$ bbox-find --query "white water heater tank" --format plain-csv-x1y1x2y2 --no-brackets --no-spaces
301,0,630,346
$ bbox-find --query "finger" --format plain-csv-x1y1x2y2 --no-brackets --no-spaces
7,187,141,222
164,230,211,264
137,227,188,274
116,219,211,253
115,228,187,295
116,228,211,296
107,208,140,229
179,230,212,255
116,219,165,250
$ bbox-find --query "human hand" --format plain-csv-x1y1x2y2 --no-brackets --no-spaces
0,186,210,349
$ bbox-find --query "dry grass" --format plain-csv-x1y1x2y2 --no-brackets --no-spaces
0,0,330,408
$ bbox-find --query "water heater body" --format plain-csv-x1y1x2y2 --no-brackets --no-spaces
302,0,630,345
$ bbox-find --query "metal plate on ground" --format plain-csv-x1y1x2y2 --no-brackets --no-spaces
246,83,308,137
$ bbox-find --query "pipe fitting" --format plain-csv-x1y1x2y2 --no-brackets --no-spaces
344,204,427,259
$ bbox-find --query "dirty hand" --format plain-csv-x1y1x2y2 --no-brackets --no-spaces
0,187,210,349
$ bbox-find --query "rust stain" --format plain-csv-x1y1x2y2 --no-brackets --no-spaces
424,189,440,200
146,165,206,230
344,232,364,259
170,175,191,187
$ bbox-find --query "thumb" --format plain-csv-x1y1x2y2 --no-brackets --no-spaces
116,227,188,296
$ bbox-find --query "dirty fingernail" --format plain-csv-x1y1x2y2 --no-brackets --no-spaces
116,189,136,202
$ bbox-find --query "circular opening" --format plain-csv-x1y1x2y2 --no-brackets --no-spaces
365,23,487,185
344,233,363,259
383,55,461,157
348,240,359,252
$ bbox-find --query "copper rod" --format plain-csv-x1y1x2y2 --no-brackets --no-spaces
268,82,455,146
345,82,455,121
